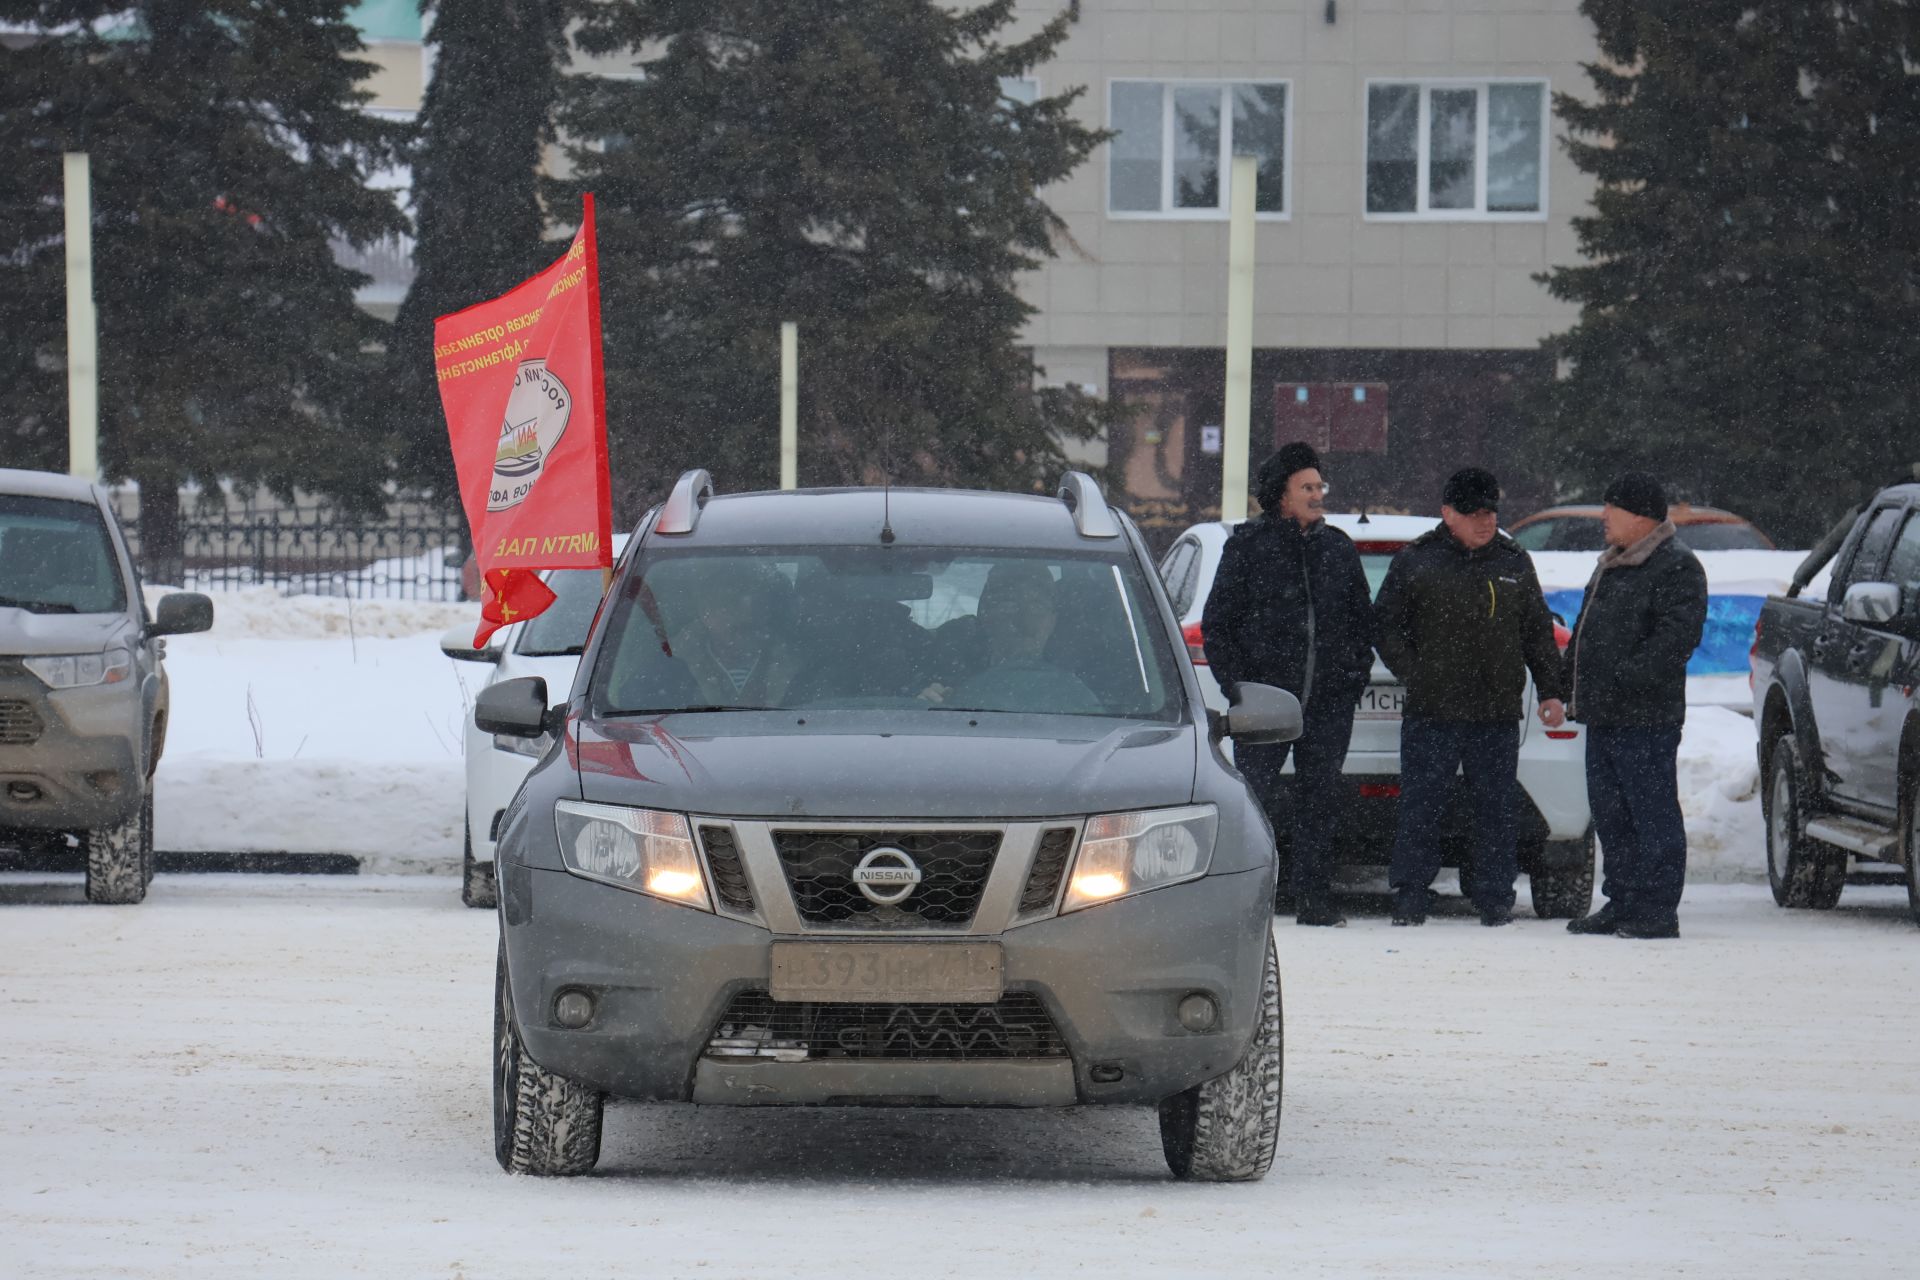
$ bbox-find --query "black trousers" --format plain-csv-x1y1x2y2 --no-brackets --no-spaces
1236,695,1357,905
1585,724,1687,925
1388,716,1522,914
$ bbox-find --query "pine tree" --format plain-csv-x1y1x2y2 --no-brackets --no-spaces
0,1,407,562
553,0,1116,512
387,0,567,501
1537,1,1920,545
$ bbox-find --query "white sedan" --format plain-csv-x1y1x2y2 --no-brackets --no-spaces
1158,514,1595,918
439,550,622,908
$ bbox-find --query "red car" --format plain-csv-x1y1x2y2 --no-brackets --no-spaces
1509,504,1775,553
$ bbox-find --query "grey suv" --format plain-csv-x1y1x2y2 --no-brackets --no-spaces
482,472,1301,1181
0,468,212,903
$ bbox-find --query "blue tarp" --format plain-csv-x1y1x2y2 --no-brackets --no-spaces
1544,591,1764,677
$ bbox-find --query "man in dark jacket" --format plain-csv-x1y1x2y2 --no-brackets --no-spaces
1374,467,1567,926
1203,442,1375,927
1564,473,1708,940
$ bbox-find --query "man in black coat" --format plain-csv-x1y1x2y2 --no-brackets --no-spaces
1563,473,1708,940
1202,442,1376,926
1374,468,1567,926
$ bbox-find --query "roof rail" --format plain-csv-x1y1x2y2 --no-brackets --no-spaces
655,469,714,536
1057,471,1121,539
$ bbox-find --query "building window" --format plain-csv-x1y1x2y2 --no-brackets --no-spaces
1365,80,1547,219
999,76,1039,107
1108,80,1290,219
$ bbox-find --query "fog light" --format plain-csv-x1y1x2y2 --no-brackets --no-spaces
7,781,43,803
1089,1063,1125,1084
1176,992,1219,1033
553,989,595,1029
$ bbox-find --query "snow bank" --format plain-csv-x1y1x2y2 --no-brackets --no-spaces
1675,705,1766,882
151,589,480,870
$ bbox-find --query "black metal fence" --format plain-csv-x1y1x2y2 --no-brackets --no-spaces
118,503,472,601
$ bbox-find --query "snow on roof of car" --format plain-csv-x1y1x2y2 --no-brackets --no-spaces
0,467,106,503
1179,512,1441,546
658,486,1126,551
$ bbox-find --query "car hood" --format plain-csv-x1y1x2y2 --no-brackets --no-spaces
0,608,133,656
572,710,1198,820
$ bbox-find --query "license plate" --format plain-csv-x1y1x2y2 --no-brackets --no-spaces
770,942,1005,1004
1355,684,1406,719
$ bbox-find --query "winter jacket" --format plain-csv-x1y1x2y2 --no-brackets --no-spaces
1201,515,1375,709
1564,521,1708,727
1373,527,1565,723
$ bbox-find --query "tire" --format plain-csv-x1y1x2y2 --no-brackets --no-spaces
1159,935,1282,1182
85,789,152,905
1764,737,1845,910
1529,832,1595,919
494,941,602,1176
463,821,497,910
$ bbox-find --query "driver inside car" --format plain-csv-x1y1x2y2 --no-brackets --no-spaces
922,561,1101,714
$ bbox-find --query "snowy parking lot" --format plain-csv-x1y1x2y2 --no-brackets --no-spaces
6,875,1918,1278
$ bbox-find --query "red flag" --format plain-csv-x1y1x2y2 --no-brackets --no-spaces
434,196,612,646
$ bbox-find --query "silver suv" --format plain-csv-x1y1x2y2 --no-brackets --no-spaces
0,468,212,903
482,472,1301,1180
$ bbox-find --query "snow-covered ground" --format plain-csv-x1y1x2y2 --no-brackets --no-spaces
146,588,1779,881
150,587,475,871
4,876,1916,1278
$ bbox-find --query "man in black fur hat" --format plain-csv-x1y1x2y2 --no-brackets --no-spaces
1202,442,1377,926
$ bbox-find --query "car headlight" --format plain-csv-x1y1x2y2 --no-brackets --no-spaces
554,800,712,911
1061,804,1217,913
493,731,553,758
23,645,133,689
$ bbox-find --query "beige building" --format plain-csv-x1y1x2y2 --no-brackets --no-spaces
1001,0,1599,537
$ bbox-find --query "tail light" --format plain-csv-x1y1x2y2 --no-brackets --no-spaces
1358,782,1400,799
1181,621,1207,665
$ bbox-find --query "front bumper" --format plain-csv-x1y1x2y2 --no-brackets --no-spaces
0,675,143,832
500,861,1275,1107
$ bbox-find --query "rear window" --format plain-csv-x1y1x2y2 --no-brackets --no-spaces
1674,523,1770,551
0,494,126,614
591,546,1184,721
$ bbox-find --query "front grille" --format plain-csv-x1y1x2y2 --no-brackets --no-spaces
1019,827,1078,915
699,824,755,913
772,829,1000,927
0,699,43,746
707,990,1067,1061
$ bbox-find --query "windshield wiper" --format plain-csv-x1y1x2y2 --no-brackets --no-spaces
0,595,77,614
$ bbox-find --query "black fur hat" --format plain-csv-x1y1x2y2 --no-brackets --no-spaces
1256,442,1323,512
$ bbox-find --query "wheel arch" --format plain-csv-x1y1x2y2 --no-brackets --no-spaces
1760,652,1826,794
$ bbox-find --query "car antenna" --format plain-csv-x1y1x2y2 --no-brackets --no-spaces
881,477,895,545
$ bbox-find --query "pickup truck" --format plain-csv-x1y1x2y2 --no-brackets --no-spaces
1750,470,1920,924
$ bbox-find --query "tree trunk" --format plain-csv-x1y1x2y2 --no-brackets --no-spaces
134,475,184,587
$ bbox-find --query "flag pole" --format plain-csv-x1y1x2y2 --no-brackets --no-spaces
780,322,798,490
1221,155,1257,523
64,153,99,481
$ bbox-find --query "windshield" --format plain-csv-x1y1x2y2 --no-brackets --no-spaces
0,495,126,614
515,567,608,656
592,546,1184,720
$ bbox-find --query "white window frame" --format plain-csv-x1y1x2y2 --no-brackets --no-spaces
1361,78,1550,222
1106,79,1293,222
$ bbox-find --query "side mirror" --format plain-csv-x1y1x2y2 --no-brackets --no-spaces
1222,682,1303,746
1841,582,1900,626
475,676,549,738
439,624,501,664
150,592,214,637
